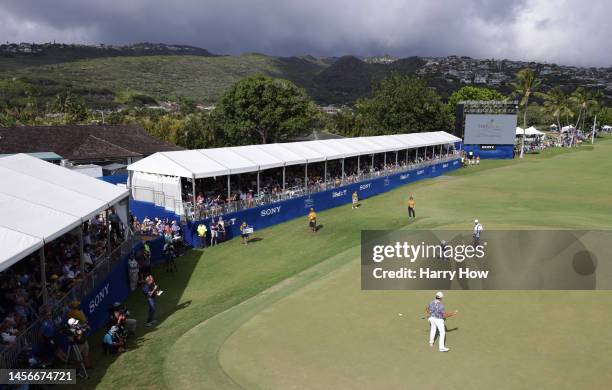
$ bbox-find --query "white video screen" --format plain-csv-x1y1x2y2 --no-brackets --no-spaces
464,114,517,145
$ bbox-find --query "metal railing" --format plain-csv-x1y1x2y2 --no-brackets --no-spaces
0,234,140,369
184,154,459,221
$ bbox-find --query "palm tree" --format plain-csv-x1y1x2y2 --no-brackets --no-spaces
510,68,541,158
569,87,598,146
538,87,573,132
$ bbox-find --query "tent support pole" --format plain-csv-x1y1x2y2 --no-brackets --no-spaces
282,166,286,192
341,158,345,184
424,146,427,160
227,175,231,202
39,247,48,305
304,163,308,193
78,226,85,277
371,154,374,171
384,153,387,168
406,149,409,164
324,161,327,186
357,155,360,177
192,177,196,206
257,171,260,195
395,151,398,168
105,209,111,255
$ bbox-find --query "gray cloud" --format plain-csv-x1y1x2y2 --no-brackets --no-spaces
0,0,610,66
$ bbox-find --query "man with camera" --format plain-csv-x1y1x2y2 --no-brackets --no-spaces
66,318,92,369
103,326,126,354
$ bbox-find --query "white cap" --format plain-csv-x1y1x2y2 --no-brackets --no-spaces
435,291,444,299
474,219,479,224
67,318,79,326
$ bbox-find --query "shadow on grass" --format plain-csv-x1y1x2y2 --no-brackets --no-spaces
70,249,201,389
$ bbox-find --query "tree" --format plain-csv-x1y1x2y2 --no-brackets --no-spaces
215,74,316,144
447,86,505,111
53,90,88,123
510,68,541,158
175,112,224,149
570,87,600,132
538,87,573,131
356,74,453,135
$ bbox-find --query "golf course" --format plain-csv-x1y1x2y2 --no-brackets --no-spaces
82,138,612,389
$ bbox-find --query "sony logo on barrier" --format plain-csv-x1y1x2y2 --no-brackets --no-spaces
89,283,110,314
360,183,372,190
260,206,281,217
443,163,448,168
333,189,347,198
400,174,410,180
453,160,459,165
417,170,424,175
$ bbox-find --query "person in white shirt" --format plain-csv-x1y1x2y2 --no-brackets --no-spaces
473,219,483,245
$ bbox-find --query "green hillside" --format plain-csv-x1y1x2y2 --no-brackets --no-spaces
1,54,331,104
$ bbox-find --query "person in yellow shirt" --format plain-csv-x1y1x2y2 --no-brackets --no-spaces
308,208,317,232
352,192,358,209
240,221,250,245
408,195,416,218
197,223,207,248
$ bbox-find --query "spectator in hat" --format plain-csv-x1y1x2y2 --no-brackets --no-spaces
67,301,87,324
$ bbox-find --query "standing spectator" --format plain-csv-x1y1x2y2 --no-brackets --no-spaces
473,219,483,245
143,275,159,327
197,223,208,248
67,301,87,323
128,256,139,292
240,222,250,245
408,195,416,218
210,219,219,246
308,208,317,233
108,208,122,241
352,192,359,209
218,217,226,242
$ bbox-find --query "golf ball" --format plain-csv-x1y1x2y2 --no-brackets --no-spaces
398,313,403,316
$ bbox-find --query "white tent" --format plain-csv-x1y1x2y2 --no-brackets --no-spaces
0,154,129,271
516,126,545,136
128,131,461,211
128,131,460,181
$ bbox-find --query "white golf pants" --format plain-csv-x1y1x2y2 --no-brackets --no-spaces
428,317,446,349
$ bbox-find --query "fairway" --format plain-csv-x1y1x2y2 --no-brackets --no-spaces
85,140,612,389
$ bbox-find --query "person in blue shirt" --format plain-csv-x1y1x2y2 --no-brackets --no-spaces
103,326,125,354
143,275,159,327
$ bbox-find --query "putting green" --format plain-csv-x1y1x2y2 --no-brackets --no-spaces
163,140,612,389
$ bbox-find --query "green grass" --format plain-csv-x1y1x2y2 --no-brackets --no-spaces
77,140,612,389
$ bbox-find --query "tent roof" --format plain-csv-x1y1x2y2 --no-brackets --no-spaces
128,131,461,179
0,154,129,271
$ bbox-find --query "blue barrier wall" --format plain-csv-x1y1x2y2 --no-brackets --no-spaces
461,144,514,159
79,237,164,332
98,174,128,185
177,158,460,248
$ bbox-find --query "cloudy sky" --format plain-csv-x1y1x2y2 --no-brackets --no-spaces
1,0,610,66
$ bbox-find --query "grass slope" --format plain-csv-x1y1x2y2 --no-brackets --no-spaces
77,141,611,389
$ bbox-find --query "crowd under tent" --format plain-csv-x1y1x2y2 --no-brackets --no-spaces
127,131,461,215
0,153,129,301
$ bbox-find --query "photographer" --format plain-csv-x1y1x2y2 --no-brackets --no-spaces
66,318,92,369
103,326,126,354
107,302,137,336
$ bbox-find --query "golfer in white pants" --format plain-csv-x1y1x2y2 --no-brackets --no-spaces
426,292,458,352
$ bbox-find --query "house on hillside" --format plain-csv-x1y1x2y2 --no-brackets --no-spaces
0,124,182,169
